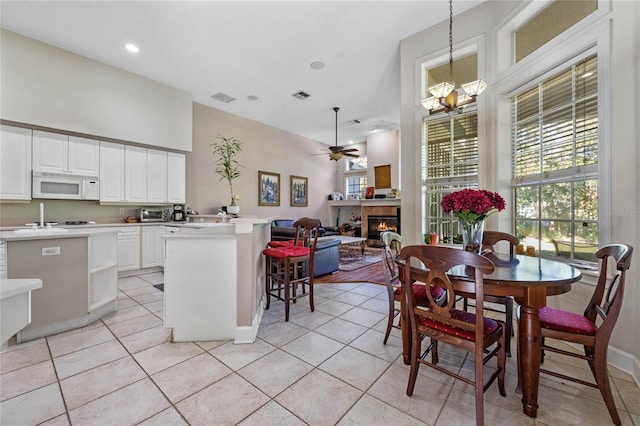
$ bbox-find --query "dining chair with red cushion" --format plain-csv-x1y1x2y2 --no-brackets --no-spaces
379,231,446,344
516,243,633,426
263,217,320,321
400,245,506,426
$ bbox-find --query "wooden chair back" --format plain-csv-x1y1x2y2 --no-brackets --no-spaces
380,231,402,284
399,245,494,336
588,244,633,339
482,231,519,256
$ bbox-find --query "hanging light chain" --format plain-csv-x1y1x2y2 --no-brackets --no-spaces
448,0,453,81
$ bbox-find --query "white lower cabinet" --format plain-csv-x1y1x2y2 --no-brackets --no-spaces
141,225,162,268
117,226,141,272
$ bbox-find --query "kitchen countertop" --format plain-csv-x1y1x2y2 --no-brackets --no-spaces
0,278,43,300
0,216,277,240
0,227,120,241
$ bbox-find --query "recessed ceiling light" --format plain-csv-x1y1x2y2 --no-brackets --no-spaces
348,140,354,144
125,43,139,53
310,61,325,70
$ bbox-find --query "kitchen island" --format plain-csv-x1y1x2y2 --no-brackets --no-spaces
163,217,273,343
0,227,119,342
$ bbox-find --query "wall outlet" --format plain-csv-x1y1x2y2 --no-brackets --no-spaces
119,208,125,214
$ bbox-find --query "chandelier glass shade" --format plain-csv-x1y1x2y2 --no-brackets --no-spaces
422,0,487,115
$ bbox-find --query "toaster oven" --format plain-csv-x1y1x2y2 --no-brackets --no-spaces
139,208,166,222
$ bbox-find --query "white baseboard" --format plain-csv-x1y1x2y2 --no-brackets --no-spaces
234,297,265,344
608,345,640,387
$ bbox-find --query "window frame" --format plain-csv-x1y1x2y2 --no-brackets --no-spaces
492,2,612,262
422,108,480,244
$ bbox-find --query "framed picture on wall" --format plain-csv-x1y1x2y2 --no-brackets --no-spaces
290,175,308,207
259,171,280,206
374,164,392,188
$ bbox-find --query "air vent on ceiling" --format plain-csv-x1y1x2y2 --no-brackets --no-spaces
292,91,311,100
347,119,361,125
371,121,398,131
211,92,236,103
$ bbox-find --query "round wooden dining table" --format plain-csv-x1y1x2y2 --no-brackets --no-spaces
397,251,582,418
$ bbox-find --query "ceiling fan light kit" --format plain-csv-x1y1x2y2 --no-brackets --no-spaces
422,0,487,115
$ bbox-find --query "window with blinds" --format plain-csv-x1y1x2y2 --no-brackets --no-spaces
423,111,478,244
512,54,598,261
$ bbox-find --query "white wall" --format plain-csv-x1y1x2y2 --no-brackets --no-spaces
400,0,640,380
0,30,193,151
367,130,401,194
189,102,337,223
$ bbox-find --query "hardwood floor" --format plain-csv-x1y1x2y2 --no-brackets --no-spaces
315,262,385,284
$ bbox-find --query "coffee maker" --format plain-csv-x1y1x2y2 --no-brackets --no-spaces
171,204,186,222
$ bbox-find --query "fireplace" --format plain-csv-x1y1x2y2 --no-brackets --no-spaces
367,215,400,247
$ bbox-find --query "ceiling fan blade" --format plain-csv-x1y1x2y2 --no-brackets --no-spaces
342,148,359,153
344,153,360,158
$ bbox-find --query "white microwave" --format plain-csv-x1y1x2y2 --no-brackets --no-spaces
32,171,100,200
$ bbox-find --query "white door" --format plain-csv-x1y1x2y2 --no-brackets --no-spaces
99,142,125,202
167,152,186,203
147,149,167,203
32,131,68,173
124,146,147,203
0,125,32,201
68,136,100,176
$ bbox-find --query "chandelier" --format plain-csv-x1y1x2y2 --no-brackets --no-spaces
421,0,487,114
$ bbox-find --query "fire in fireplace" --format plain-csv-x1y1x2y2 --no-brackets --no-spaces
367,215,400,246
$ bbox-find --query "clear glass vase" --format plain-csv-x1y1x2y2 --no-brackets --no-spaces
461,220,484,253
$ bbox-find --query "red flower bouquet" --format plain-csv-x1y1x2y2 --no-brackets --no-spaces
441,189,505,223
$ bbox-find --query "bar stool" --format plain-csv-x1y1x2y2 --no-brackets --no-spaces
263,218,320,321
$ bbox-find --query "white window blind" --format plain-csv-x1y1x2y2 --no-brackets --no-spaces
511,54,598,261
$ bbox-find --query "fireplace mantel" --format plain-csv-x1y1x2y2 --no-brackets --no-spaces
328,199,401,207
327,199,401,229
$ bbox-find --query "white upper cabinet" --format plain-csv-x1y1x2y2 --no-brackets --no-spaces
124,145,147,203
33,130,99,176
100,141,186,205
99,142,125,202
147,149,168,203
32,131,67,173
0,125,32,200
167,152,186,203
68,136,100,176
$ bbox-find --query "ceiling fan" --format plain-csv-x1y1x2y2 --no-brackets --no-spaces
314,107,360,161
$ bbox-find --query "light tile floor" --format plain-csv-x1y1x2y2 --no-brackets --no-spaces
1,271,639,425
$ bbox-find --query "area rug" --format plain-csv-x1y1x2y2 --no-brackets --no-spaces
338,246,382,271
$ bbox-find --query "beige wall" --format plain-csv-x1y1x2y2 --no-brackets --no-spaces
189,103,338,224
400,0,640,378
0,30,192,151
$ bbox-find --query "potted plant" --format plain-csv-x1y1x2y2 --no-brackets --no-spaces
211,134,243,214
